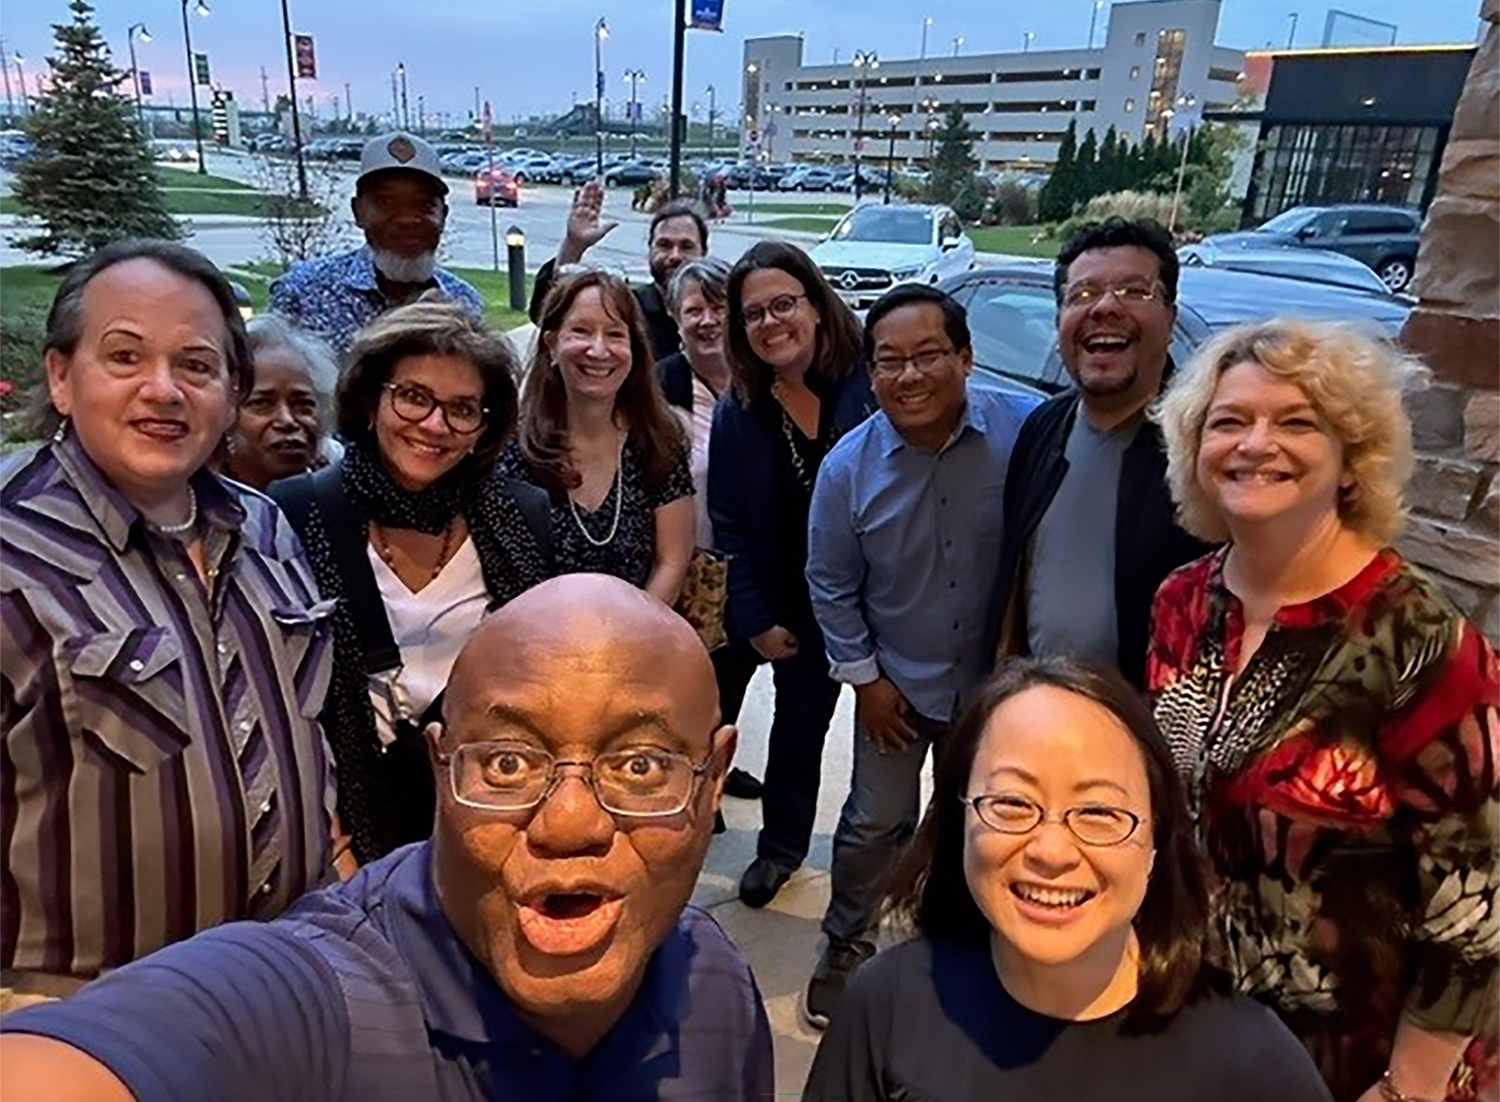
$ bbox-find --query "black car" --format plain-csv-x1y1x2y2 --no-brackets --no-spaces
1203,203,1423,293
937,262,1412,397
603,161,661,187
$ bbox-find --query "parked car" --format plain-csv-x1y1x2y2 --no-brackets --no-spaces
936,261,1412,397
603,161,661,187
811,204,976,309
779,166,841,192
1178,241,1394,296
474,166,519,207
442,151,492,176
1202,203,1423,292
505,153,555,183
0,133,36,167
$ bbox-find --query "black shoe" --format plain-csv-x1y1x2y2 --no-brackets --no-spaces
725,768,764,800
802,939,874,1030
738,857,793,908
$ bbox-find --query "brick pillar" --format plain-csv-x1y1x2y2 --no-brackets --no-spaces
1398,0,1500,642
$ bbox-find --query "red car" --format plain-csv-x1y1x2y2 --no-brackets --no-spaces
474,167,519,207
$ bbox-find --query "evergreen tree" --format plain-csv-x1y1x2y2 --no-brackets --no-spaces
1038,119,1078,222
925,103,979,209
1075,127,1099,205
1135,132,1159,191
14,0,179,257
1098,125,1120,194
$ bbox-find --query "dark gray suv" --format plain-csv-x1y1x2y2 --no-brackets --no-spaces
1204,204,1422,292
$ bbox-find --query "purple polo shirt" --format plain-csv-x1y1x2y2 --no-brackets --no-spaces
2,842,775,1101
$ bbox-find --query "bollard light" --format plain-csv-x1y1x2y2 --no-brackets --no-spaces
506,226,525,248
506,226,527,312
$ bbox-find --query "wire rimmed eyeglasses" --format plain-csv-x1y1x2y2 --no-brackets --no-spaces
436,741,715,817
961,793,1142,847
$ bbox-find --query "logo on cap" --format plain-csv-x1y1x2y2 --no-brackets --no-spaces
388,136,416,163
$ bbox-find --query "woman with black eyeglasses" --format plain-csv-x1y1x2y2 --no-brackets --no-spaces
803,657,1331,1102
711,241,877,908
271,298,554,866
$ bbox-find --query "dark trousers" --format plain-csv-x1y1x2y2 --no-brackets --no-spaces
758,645,843,871
712,640,761,728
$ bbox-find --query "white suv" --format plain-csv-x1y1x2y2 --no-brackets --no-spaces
811,204,976,309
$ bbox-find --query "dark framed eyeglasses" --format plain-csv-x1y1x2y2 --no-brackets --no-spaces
961,793,1142,847
871,346,957,379
381,382,487,435
742,292,807,327
436,741,715,817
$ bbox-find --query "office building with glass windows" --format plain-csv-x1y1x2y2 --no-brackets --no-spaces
740,0,1244,171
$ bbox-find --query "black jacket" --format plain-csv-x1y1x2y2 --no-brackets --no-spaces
985,388,1214,689
708,370,877,645
654,351,695,414
529,258,680,362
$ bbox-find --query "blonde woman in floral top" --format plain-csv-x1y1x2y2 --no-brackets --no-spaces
1148,320,1497,1102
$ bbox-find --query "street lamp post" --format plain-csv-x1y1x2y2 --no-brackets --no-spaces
883,113,900,204
126,23,150,133
919,16,933,62
1166,91,1197,233
179,0,210,174
624,69,645,159
952,36,963,57
278,0,308,201
13,53,28,119
397,62,409,129
851,50,877,201
706,83,716,161
594,17,608,178
1023,31,1035,52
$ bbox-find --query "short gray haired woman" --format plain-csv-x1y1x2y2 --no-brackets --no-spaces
222,314,340,490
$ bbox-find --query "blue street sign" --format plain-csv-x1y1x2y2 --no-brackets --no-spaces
138,70,152,95
689,0,724,32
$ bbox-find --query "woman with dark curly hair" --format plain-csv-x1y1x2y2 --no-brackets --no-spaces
804,657,1331,1102
271,298,552,865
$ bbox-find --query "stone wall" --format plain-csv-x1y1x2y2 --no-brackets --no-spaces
1398,0,1500,641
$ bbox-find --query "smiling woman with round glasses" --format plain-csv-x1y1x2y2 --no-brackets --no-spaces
803,657,1332,1102
271,297,554,866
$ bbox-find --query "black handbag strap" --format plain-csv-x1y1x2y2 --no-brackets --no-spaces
308,466,402,675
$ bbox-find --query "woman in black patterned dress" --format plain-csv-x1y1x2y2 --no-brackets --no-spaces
503,269,694,604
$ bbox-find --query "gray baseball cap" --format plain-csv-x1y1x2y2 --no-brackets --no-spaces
357,131,448,194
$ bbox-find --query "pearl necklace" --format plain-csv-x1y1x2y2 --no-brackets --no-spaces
372,517,456,583
569,436,625,548
146,486,198,537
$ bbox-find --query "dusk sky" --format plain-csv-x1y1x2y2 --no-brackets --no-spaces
2,0,1484,125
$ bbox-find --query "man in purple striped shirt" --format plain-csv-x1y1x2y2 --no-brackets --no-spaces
1,574,775,1101
0,241,341,998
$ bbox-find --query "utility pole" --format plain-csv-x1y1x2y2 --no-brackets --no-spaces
851,50,877,201
667,0,686,197
624,69,646,159
344,81,351,121
0,39,12,122
390,70,399,127
398,61,409,129
1286,12,1299,48
259,66,270,114
594,18,608,178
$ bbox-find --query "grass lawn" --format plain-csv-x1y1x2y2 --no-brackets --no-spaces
0,191,326,218
448,266,534,331
967,224,1056,258
757,215,839,235
154,167,254,191
739,201,851,216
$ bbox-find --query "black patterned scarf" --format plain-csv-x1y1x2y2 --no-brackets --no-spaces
342,437,546,609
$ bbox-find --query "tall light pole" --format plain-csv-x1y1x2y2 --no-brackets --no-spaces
1167,91,1197,233
1023,31,1035,52
0,40,13,122
1286,12,1299,48
883,113,900,204
397,62,409,129
278,0,308,201
1088,1,1105,49
126,24,150,133
180,0,210,173
851,50,877,200
919,16,933,62
594,17,608,177
706,83,716,161
624,69,646,159
952,36,963,57
13,53,28,118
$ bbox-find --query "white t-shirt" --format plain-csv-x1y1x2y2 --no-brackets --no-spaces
366,535,488,746
679,372,717,550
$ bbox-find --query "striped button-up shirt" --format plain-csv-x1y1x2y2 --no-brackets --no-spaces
0,434,337,978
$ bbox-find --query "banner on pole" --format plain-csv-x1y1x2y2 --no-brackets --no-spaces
193,53,211,86
689,0,725,31
294,35,317,80
139,70,153,95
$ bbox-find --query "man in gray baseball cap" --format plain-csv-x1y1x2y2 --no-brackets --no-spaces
271,131,482,356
